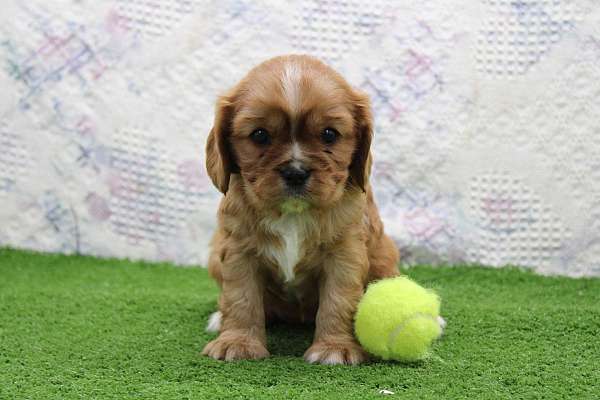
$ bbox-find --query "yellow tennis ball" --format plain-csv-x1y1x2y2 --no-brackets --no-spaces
279,198,311,214
354,276,442,362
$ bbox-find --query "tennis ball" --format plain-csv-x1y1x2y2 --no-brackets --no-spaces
354,276,442,362
279,198,311,214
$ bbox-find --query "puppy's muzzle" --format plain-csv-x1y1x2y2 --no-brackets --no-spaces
279,165,311,189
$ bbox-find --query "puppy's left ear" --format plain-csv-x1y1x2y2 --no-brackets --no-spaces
349,89,373,192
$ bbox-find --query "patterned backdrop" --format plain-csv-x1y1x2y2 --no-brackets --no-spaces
1,0,599,276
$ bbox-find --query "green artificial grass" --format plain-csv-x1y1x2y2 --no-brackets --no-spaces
1,248,599,399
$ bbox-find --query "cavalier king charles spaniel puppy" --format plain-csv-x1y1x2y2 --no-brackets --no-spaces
202,54,400,365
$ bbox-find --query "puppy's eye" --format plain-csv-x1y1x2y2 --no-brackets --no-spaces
250,128,271,145
321,128,338,145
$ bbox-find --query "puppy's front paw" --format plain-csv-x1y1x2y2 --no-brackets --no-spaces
304,340,368,365
202,331,269,361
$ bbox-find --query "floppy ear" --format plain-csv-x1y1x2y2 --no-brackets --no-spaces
206,95,238,193
349,89,373,192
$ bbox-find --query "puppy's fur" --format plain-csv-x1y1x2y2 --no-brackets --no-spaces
202,55,399,365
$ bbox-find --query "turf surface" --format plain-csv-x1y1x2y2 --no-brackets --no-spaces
1,248,599,399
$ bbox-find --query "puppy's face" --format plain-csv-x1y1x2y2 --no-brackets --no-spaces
206,55,373,210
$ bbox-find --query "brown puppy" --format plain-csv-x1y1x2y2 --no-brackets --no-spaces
202,54,399,365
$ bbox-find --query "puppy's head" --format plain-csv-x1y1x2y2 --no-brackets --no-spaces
206,55,373,210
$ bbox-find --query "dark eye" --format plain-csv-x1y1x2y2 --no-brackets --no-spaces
250,128,271,145
321,128,338,145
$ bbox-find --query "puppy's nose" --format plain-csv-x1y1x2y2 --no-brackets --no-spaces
279,165,311,187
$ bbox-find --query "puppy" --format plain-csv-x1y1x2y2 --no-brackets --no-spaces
202,55,400,365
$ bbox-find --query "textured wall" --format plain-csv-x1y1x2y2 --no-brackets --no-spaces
1,0,599,276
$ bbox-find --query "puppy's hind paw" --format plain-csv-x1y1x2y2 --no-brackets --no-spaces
205,311,222,333
437,316,447,337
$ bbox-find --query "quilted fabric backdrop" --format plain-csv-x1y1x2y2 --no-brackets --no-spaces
1,0,599,276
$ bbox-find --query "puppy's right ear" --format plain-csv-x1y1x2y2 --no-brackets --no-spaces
206,95,238,194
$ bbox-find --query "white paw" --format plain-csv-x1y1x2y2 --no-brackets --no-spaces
437,316,447,328
206,311,222,333
437,316,447,337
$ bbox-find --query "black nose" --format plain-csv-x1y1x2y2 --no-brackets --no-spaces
279,165,311,186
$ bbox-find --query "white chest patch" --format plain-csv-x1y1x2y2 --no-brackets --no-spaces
263,213,309,282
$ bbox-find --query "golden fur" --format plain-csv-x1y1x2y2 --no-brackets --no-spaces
202,55,399,365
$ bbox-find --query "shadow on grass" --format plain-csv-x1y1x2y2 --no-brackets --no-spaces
266,322,315,357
